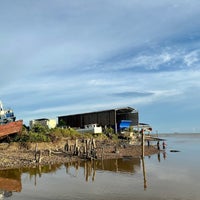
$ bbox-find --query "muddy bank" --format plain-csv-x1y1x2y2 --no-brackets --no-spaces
0,139,160,170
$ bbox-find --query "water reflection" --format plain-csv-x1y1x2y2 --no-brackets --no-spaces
0,153,169,198
0,165,64,199
0,168,22,199
156,151,167,162
65,157,149,190
0,154,162,198
0,157,144,195
63,157,141,182
141,157,147,190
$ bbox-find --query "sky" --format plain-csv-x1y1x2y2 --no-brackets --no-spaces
1,0,200,133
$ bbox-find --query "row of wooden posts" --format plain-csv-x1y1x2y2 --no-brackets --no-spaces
34,138,97,163
64,138,97,159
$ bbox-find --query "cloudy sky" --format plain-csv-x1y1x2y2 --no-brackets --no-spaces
1,0,200,133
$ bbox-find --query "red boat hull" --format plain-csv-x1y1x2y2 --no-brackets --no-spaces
0,120,23,138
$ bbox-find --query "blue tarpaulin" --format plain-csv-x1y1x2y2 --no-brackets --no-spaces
119,120,132,129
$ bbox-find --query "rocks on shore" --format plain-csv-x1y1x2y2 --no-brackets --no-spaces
0,139,160,170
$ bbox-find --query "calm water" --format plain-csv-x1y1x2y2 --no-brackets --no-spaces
1,134,200,200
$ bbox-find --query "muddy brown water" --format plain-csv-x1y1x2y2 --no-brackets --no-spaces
1,134,200,200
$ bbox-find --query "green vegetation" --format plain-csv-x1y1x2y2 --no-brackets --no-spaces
11,124,110,143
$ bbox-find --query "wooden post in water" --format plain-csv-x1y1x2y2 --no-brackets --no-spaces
141,157,147,190
141,128,147,190
92,160,96,182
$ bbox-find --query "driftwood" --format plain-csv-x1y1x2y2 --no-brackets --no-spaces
170,150,180,152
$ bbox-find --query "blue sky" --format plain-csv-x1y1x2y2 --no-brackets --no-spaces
1,0,200,133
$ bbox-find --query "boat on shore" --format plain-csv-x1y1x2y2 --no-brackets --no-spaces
0,101,23,139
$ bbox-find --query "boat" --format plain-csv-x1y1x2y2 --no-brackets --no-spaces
0,101,23,139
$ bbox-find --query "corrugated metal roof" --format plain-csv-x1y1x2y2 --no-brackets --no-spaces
58,107,137,117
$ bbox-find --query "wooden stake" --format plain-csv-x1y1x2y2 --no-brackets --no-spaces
141,129,145,158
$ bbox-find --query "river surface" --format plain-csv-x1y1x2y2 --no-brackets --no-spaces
1,133,200,200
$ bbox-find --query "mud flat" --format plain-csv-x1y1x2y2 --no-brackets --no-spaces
0,140,159,170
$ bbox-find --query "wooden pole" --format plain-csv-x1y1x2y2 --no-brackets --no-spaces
141,157,147,190
141,129,145,158
92,160,96,182
35,143,38,161
141,128,147,190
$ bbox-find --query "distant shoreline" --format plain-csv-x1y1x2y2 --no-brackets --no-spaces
153,132,200,136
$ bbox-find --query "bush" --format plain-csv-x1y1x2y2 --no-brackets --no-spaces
12,132,50,143
49,127,82,141
31,124,49,134
28,132,50,142
11,124,50,143
10,124,110,143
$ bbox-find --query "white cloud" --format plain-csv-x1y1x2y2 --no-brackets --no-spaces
184,50,200,67
131,52,173,70
1,0,200,132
